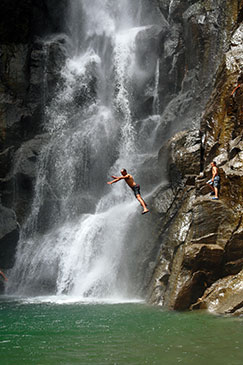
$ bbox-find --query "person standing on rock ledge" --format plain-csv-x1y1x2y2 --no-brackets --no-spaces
107,169,149,214
206,161,220,200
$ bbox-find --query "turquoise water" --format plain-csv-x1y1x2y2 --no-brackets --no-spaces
0,297,242,365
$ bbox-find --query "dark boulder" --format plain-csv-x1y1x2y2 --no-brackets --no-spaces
192,270,243,315
0,205,19,270
0,0,68,43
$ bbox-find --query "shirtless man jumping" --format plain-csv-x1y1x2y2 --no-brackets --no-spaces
0,270,8,282
107,169,149,214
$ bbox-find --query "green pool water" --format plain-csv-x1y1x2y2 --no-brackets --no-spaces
0,296,242,365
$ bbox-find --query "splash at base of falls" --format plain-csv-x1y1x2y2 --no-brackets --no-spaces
3,295,144,306
7,199,141,300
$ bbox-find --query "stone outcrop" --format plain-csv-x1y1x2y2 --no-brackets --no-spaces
0,205,19,269
154,0,242,141
148,5,243,315
191,270,243,315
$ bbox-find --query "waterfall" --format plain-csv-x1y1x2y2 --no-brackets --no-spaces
7,0,162,301
152,58,160,115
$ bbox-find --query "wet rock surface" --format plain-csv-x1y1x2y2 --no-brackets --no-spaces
0,1,68,274
191,270,243,315
154,0,241,141
149,2,243,315
0,205,19,270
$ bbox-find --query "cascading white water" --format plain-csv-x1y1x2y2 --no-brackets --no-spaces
7,0,163,301
152,58,160,115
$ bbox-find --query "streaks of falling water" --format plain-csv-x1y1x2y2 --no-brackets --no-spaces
7,0,162,300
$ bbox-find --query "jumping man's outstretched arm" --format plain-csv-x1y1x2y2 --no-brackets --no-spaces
107,175,128,185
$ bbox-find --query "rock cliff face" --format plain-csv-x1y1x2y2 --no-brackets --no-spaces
148,0,243,315
154,0,242,138
0,1,68,272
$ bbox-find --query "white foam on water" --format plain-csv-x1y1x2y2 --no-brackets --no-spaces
3,294,144,306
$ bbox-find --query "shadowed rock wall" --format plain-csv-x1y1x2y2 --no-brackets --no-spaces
154,0,242,140
0,1,68,275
